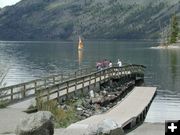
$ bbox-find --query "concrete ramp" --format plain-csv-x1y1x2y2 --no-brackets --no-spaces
62,87,157,135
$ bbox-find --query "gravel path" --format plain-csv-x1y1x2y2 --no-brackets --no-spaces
0,108,27,134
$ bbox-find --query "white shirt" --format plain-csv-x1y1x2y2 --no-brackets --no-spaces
117,61,122,67
109,62,112,67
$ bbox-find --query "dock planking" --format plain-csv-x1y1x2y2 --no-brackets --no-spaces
62,87,157,135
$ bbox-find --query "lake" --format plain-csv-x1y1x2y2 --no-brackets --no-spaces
0,40,180,123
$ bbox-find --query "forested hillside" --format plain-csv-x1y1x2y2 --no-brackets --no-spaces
0,0,179,40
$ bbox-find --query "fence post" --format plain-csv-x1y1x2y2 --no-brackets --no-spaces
53,76,55,84
11,88,13,101
61,74,63,82
75,71,77,78
47,88,50,101
66,82,69,100
23,84,26,98
81,69,83,76
57,90,60,101
103,70,106,80
44,80,47,88
81,77,84,95
74,79,77,96
94,73,96,87
89,75,91,86
34,81,37,95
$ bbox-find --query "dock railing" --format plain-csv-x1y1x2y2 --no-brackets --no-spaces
36,64,146,103
0,64,145,104
0,67,96,103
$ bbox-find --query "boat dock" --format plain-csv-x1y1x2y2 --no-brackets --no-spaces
62,86,157,135
0,64,157,134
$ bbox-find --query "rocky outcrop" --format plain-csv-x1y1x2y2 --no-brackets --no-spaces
62,119,125,135
16,111,54,135
71,80,135,120
87,119,125,135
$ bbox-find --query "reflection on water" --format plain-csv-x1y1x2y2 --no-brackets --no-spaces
145,47,180,123
0,40,180,122
169,50,178,85
78,50,83,66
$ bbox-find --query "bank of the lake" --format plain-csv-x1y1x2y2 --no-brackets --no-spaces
151,41,180,49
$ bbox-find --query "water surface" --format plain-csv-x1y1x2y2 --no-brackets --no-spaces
0,40,180,122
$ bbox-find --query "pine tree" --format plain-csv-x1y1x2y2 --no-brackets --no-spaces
170,15,179,44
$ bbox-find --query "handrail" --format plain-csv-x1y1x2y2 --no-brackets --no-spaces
0,64,145,104
36,64,145,101
0,66,96,91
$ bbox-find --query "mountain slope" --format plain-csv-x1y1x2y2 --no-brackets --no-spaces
0,0,179,40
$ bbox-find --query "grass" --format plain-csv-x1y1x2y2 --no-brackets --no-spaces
0,100,7,108
36,98,79,128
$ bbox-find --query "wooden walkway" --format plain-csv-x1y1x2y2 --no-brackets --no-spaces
0,64,145,107
62,87,157,135
0,87,157,135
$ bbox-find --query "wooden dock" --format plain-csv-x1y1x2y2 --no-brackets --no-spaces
0,65,158,135
62,87,157,135
0,64,145,107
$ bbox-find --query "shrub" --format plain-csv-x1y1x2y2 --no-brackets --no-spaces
0,100,7,108
36,98,78,128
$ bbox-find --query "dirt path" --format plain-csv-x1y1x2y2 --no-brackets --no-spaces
0,108,27,134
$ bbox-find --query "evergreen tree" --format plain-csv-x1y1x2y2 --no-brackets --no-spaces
170,15,179,43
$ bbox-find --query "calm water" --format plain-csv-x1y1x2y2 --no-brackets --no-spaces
0,40,180,123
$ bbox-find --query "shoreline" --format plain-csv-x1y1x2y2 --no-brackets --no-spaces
151,42,180,49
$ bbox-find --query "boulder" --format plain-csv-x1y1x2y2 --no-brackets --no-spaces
89,90,95,98
87,119,125,135
16,111,54,135
91,96,104,104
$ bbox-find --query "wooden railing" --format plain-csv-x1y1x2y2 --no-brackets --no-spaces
0,64,145,104
36,64,145,102
0,67,96,102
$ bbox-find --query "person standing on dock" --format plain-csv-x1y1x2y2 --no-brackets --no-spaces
109,61,112,67
103,59,109,68
117,59,122,67
96,62,102,70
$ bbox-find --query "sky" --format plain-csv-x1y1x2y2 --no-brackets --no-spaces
0,0,21,8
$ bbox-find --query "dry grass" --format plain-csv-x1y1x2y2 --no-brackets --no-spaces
36,98,78,128
0,100,7,108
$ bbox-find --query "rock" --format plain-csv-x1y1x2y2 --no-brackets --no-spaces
101,107,107,112
16,111,54,135
87,119,125,135
84,103,92,109
91,96,104,104
101,90,108,96
89,90,95,98
77,107,83,111
95,93,100,97
83,113,90,118
90,105,96,111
